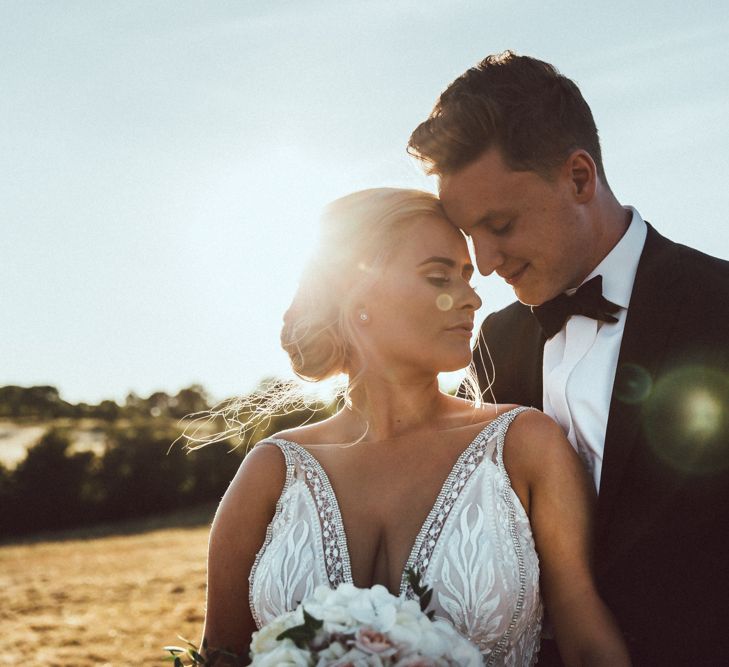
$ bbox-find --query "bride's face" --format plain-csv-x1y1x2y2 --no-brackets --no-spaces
356,215,481,376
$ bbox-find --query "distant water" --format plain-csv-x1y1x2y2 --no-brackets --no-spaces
0,422,107,468
0,422,47,468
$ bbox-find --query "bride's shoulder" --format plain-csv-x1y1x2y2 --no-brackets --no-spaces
444,394,534,429
448,397,566,452
491,408,582,486
267,412,348,447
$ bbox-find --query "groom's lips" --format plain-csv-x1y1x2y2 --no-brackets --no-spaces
501,264,528,286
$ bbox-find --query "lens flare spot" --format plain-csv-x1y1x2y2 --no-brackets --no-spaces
614,363,652,404
436,294,453,311
683,389,723,441
643,366,729,475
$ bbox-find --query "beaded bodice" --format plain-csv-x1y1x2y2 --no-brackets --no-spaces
248,407,543,665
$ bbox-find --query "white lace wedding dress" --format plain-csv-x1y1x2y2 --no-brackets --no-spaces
249,407,543,665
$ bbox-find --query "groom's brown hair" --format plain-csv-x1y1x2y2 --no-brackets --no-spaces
408,51,607,183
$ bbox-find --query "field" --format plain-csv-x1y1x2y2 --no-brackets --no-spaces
1,506,216,666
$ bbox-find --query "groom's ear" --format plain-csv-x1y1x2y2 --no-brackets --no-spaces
565,150,597,203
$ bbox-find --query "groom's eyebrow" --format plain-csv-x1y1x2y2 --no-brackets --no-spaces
475,210,508,229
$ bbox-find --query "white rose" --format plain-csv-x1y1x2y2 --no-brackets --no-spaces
324,582,359,606
398,599,423,619
250,611,299,654
347,591,397,632
314,640,347,665
444,633,482,666
387,614,424,649
305,601,353,629
249,641,311,667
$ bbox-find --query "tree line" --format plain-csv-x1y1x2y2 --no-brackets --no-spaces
0,384,212,421
0,383,334,538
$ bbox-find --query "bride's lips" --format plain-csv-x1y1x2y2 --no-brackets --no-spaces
445,322,474,337
501,264,528,286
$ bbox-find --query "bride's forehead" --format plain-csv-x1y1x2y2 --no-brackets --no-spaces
397,216,469,257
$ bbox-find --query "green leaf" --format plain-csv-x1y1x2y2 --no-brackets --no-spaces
276,606,324,648
302,608,324,630
188,649,205,663
407,566,435,616
174,658,184,667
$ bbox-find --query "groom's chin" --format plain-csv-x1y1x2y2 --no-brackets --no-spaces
513,289,542,308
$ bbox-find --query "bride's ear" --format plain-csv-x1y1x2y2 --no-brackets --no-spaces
565,150,597,203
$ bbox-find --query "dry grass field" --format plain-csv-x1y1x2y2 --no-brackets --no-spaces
1,506,216,666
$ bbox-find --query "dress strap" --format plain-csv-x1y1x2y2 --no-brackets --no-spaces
261,438,353,589
247,438,297,628
487,405,534,665
493,406,534,468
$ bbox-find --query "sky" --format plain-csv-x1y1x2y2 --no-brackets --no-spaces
2,1,728,405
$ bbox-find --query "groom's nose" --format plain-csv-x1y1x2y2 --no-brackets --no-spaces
472,237,504,276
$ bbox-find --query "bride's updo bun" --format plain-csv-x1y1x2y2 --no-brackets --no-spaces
281,188,444,382
179,188,451,451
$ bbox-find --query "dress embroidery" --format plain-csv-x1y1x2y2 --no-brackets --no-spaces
279,443,353,587
248,407,543,665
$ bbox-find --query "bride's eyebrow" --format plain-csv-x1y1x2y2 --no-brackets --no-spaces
417,256,456,268
417,256,475,275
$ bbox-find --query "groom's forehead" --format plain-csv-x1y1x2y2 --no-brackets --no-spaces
439,171,527,229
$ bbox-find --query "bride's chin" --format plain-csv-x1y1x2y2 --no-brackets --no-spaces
437,355,472,374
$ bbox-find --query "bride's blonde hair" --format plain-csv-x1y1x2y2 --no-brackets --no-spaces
281,187,444,383
182,188,484,450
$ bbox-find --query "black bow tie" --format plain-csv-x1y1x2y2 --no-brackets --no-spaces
531,275,621,339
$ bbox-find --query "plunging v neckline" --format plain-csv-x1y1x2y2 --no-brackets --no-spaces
269,409,519,597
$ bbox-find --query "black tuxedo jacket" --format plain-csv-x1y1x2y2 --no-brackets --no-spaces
467,225,729,666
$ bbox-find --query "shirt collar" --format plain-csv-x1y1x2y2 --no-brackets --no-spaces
580,206,647,310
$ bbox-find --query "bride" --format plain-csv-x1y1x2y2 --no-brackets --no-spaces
202,188,629,665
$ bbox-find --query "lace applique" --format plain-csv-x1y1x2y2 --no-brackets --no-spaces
249,408,542,665
269,440,353,588
247,441,296,628
401,407,532,605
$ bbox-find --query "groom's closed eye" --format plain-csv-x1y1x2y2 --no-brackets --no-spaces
470,209,517,236
490,219,515,236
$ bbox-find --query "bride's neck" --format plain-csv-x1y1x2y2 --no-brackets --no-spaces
344,372,447,441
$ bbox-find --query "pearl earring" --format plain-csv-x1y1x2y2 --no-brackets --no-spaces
359,312,368,321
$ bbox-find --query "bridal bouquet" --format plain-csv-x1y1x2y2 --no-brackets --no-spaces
249,580,482,666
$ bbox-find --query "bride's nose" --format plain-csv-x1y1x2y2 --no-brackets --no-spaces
456,281,482,311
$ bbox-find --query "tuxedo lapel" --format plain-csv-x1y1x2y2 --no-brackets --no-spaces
596,224,683,532
508,305,545,409
527,318,545,410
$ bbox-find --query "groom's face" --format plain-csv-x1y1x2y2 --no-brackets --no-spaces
439,148,596,306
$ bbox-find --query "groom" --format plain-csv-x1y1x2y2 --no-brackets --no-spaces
409,52,729,666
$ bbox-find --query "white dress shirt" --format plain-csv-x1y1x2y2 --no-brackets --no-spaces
542,207,647,490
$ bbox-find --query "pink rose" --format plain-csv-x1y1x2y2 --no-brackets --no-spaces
354,627,398,656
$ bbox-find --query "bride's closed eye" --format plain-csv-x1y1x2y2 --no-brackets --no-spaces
426,275,450,287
